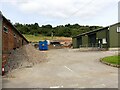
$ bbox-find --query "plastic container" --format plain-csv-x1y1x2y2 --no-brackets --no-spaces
39,40,48,50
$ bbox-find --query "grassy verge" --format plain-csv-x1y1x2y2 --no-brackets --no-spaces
23,34,72,42
102,55,120,65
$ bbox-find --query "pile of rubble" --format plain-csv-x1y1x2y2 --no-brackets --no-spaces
5,44,47,73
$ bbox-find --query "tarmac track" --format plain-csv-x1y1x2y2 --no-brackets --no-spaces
2,49,118,88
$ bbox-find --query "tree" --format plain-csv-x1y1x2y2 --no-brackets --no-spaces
14,23,102,37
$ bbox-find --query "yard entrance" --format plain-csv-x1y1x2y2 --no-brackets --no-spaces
2,45,118,88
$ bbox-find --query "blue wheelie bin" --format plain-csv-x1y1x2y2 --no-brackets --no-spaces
39,40,48,50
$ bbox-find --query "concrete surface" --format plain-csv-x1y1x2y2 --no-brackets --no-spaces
2,49,118,88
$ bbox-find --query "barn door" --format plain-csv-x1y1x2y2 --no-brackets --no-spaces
88,34,96,47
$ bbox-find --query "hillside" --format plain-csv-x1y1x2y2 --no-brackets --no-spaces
23,34,72,42
15,23,102,37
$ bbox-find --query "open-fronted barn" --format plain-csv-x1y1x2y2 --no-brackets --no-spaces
0,13,29,75
72,23,120,50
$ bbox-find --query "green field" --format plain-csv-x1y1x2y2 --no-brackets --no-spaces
102,55,120,65
23,34,71,42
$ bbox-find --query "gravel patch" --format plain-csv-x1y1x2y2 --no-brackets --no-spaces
4,44,47,75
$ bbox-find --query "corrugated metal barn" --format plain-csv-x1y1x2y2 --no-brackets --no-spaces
0,13,29,75
72,23,120,50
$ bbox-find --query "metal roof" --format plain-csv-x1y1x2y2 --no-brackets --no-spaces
72,27,108,38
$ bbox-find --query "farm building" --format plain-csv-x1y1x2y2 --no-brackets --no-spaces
0,13,29,75
72,22,120,50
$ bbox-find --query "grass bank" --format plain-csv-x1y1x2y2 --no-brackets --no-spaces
23,34,72,42
102,55,120,65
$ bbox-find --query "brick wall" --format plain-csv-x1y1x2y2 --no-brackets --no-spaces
2,16,28,70
2,18,28,52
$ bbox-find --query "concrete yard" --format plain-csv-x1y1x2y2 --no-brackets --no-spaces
2,48,118,88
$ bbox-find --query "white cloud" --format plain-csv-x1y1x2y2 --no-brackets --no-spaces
1,0,119,23
1,0,28,5
17,0,118,18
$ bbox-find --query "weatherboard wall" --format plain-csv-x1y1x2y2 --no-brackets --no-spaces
72,23,120,49
96,29,107,39
82,35,88,47
72,38,78,48
77,36,82,48
109,23,120,48
96,28,109,48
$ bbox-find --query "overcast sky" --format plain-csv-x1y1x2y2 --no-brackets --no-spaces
0,0,119,27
